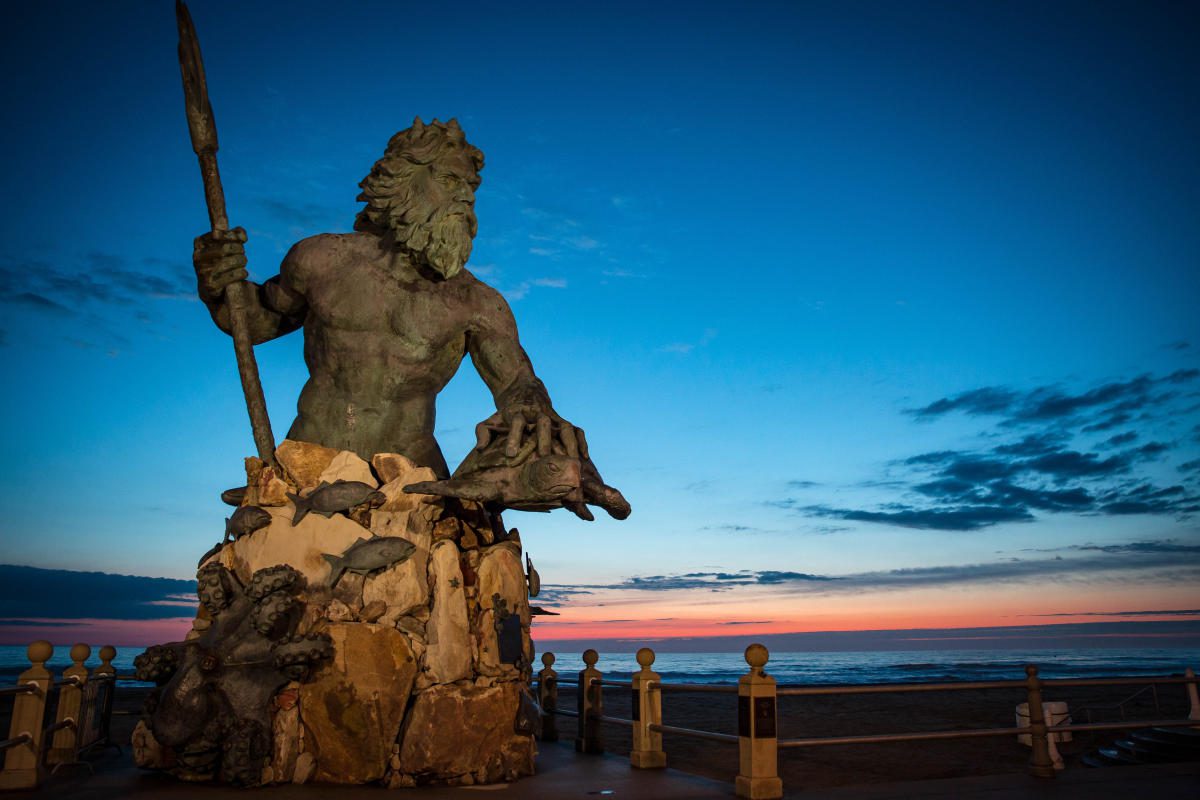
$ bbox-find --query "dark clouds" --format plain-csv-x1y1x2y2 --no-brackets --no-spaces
549,541,1199,599
0,565,194,621
782,370,1200,531
0,252,195,347
909,370,1198,427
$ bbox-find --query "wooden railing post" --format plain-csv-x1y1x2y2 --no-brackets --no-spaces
1186,667,1199,723
575,648,603,754
48,643,90,764
736,644,782,800
1025,664,1056,779
538,652,559,742
631,647,666,768
0,641,53,790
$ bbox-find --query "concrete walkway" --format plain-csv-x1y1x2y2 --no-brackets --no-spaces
21,742,1199,799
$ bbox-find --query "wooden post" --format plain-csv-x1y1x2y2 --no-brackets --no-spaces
630,647,666,768
0,641,53,790
575,648,603,754
1025,664,1056,779
1186,667,1199,723
736,644,782,800
48,643,90,764
538,652,559,742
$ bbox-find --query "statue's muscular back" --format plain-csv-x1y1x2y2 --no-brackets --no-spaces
276,233,491,474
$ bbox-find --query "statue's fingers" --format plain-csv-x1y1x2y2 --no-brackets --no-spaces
575,427,590,460
558,421,579,458
536,415,553,457
475,420,494,451
505,411,527,458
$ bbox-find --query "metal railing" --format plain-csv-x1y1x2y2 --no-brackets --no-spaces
537,644,1200,800
0,643,124,791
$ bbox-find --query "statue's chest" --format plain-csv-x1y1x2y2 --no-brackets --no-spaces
305,266,463,351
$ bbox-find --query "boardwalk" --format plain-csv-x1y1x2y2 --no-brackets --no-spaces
24,741,1199,799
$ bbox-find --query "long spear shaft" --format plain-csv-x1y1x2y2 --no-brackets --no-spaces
176,1,277,467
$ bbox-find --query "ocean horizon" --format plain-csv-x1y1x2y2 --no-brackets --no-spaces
3,644,1196,688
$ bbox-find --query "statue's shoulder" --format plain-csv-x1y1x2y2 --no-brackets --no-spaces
282,233,378,283
458,268,504,302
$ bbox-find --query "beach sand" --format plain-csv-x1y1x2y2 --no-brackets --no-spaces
3,681,1191,789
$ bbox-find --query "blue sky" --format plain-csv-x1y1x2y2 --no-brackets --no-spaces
0,1,1197,646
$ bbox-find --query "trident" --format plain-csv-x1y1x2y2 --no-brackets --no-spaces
175,1,277,467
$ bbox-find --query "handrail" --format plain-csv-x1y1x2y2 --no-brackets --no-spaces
594,714,636,727
781,725,1021,748
650,722,739,744
0,684,36,698
0,733,32,752
1048,718,1200,734
650,681,738,693
1042,675,1195,688
779,679,1023,695
51,676,82,689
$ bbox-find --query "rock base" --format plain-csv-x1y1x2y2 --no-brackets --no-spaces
144,441,537,786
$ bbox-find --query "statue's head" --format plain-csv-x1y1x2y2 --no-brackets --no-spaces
354,117,484,279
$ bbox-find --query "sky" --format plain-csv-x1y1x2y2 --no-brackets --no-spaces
0,0,1197,650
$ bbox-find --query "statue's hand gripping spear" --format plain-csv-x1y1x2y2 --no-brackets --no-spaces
176,1,277,467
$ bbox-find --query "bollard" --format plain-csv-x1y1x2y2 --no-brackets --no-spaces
48,643,91,764
0,641,53,790
1186,667,1199,724
538,652,559,742
736,644,782,800
575,649,604,754
1024,664,1057,779
89,645,119,752
630,647,666,768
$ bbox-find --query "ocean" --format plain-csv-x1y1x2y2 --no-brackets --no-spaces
2,645,1196,688
536,648,1200,685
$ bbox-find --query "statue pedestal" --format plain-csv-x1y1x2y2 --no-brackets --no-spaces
136,444,537,786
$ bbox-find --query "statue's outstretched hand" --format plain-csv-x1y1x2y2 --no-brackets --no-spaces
193,227,248,303
474,407,631,521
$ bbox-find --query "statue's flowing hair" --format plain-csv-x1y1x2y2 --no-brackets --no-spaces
354,117,484,241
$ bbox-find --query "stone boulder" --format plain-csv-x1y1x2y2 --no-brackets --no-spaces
477,544,529,676
423,540,472,684
397,681,535,784
317,451,378,488
298,623,417,784
275,439,339,492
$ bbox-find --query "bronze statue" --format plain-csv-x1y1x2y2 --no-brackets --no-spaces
141,4,627,787
193,118,628,521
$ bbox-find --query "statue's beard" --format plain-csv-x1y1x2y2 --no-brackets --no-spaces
392,201,475,279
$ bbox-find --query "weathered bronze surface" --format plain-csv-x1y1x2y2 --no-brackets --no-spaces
193,115,628,520
134,564,332,785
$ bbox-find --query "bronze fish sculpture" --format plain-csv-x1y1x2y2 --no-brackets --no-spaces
404,453,585,515
225,505,272,542
287,480,386,526
322,536,416,586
